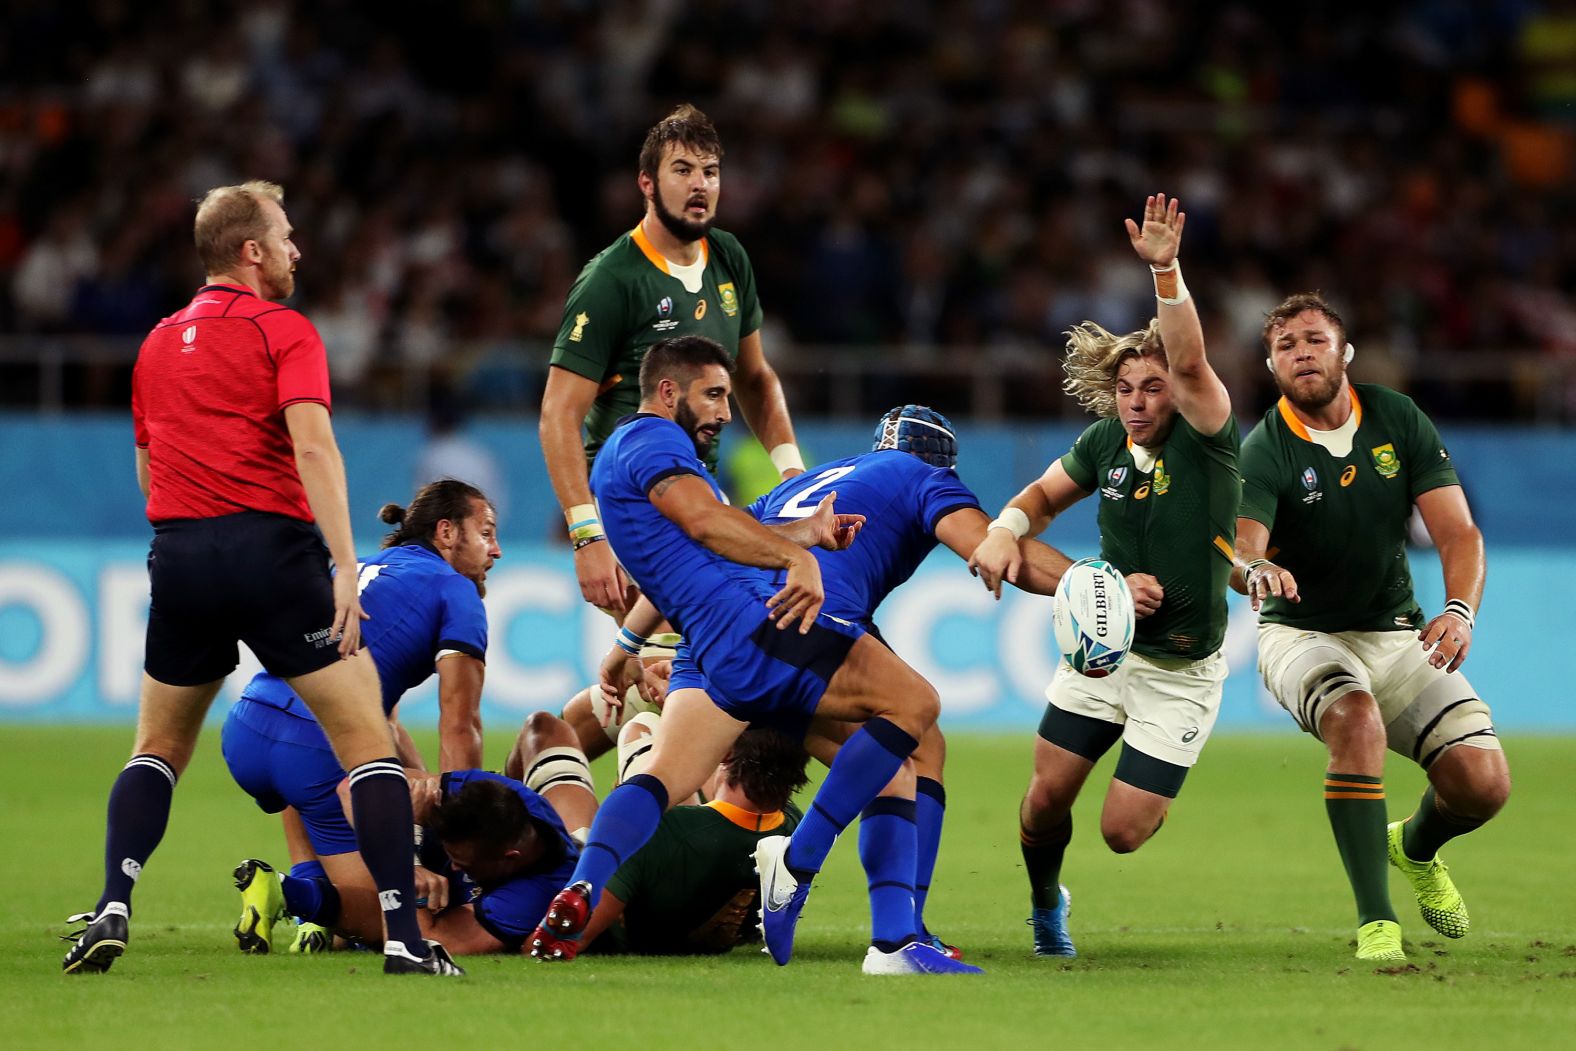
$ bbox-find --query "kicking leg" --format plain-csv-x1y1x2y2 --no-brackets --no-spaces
531,687,747,961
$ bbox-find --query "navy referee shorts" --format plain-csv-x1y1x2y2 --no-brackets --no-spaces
144,511,342,685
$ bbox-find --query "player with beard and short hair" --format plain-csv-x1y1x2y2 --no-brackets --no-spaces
969,195,1239,960
526,335,970,974
1234,293,1510,963
540,104,804,619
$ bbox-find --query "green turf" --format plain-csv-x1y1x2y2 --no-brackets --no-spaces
4,728,1573,1050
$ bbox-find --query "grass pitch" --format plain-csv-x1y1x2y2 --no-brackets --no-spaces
3,727,1573,1050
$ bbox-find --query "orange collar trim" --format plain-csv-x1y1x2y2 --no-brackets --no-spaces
630,223,708,276
705,799,785,833
1276,386,1361,443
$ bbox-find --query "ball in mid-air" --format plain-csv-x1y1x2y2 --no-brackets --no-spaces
1052,557,1135,678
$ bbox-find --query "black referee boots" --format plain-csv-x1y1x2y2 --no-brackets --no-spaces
61,905,129,974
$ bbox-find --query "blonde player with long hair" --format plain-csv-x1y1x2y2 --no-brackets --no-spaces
970,195,1240,957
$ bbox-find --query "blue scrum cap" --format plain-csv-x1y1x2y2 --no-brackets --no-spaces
871,405,958,468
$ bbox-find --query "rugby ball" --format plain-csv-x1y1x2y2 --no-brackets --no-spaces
1052,557,1136,678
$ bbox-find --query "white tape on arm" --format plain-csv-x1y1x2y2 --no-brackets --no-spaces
988,506,1031,540
769,443,806,475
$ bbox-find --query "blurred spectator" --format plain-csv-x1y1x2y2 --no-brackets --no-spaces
0,0,1573,420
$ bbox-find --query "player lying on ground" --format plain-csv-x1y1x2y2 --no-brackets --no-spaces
223,481,500,953
970,194,1240,959
509,711,812,955
1233,292,1510,963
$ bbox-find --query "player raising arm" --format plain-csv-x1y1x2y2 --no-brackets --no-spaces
969,194,1240,959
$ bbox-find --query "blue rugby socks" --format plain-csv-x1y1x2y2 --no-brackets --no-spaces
346,759,426,952
571,773,669,903
914,777,945,934
859,797,919,951
787,717,918,876
282,860,341,926
95,754,177,916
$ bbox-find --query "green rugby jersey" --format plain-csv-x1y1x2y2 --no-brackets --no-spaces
1060,413,1241,660
549,224,763,472
602,800,800,955
1239,383,1459,633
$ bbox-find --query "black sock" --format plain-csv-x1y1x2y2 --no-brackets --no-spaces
347,759,424,953
1021,814,1072,911
95,754,177,916
1402,785,1487,862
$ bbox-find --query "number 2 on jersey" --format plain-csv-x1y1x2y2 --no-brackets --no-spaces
778,466,856,519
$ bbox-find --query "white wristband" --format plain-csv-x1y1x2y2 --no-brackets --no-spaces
1443,599,1475,630
1151,261,1190,306
988,507,1031,540
769,443,806,475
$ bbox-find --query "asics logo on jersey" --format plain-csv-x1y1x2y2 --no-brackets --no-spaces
1181,727,1199,743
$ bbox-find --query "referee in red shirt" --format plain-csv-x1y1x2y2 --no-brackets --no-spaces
63,181,460,977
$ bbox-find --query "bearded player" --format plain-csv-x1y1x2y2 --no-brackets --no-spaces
1234,293,1509,962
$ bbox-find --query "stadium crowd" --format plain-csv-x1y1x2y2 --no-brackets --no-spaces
5,0,1576,418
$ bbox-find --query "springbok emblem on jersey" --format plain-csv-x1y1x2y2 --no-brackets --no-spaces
1370,443,1400,479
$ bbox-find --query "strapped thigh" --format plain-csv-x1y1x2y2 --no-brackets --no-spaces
1264,630,1371,739
522,745,595,796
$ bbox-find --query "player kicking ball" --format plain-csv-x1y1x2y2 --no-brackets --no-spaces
524,335,971,974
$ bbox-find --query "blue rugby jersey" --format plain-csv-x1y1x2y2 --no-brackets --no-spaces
590,413,778,645
438,770,581,950
241,542,488,718
749,449,981,622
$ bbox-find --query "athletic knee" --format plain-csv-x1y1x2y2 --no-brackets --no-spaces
879,758,917,798
1100,817,1155,855
903,681,941,731
524,709,575,747
1101,828,1144,855
1022,776,1073,827
1319,693,1385,758
1440,761,1512,820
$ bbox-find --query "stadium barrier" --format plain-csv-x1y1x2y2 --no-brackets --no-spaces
1,541,1570,730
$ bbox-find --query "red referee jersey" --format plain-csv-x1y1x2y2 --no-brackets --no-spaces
132,284,332,523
